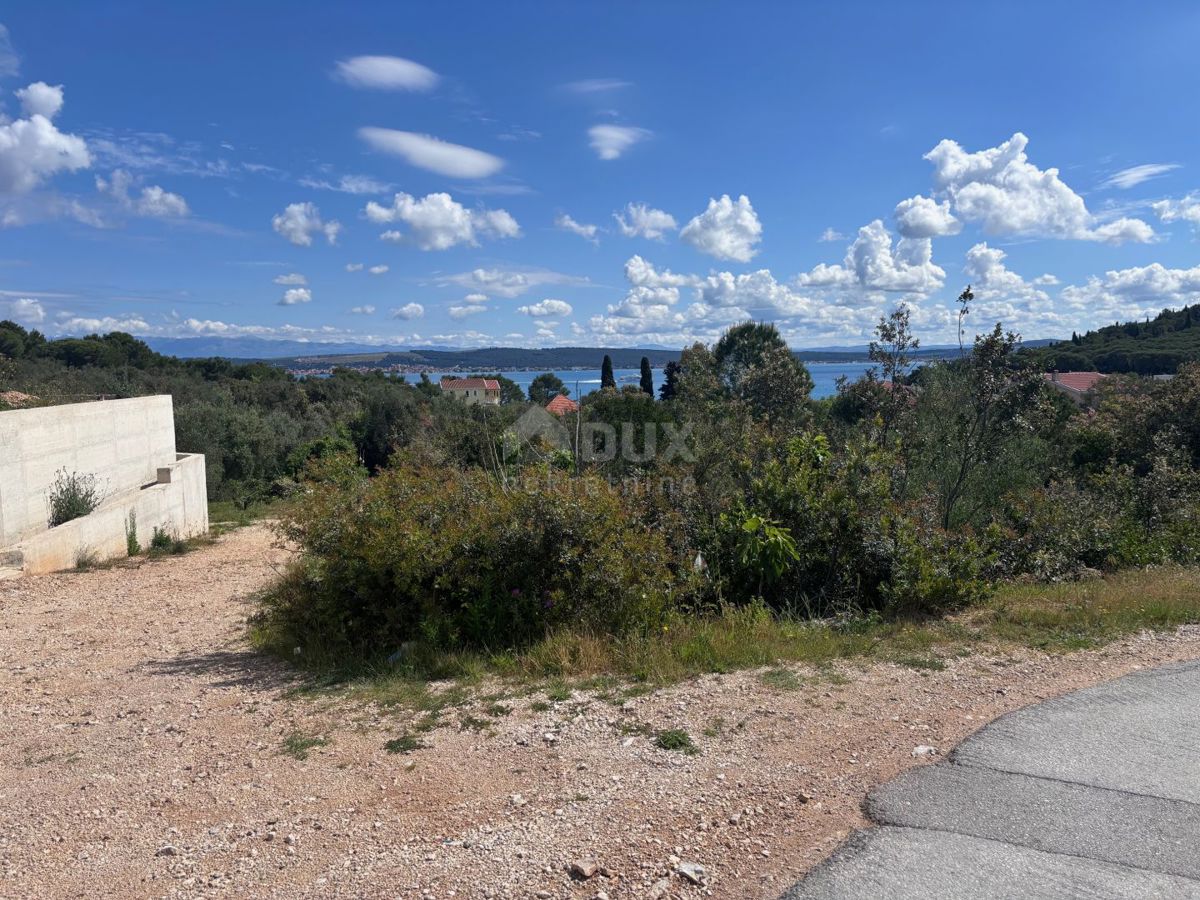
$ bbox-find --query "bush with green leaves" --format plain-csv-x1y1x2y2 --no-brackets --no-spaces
258,456,679,661
47,469,103,527
702,433,986,618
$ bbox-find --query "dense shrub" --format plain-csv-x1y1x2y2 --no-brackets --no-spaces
259,457,679,659
989,449,1200,581
701,434,986,618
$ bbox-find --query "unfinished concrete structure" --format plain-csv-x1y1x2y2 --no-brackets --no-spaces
0,396,207,575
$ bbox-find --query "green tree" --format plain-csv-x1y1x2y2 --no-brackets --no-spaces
659,360,681,401
868,305,919,446
528,372,568,404
639,356,654,395
712,322,813,426
914,324,1051,528
601,354,616,390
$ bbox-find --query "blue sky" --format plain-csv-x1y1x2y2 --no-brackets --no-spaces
2,1,1200,349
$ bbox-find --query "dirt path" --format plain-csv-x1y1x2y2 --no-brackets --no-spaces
2,525,1199,899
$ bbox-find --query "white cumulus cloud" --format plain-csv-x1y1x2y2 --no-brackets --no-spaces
392,302,424,320
680,194,762,262
15,81,63,119
333,56,439,91
349,305,376,315
366,191,520,250
924,132,1153,244
518,298,573,317
449,303,489,320
796,220,945,294
587,255,862,343
278,287,312,306
893,195,961,238
0,82,90,194
588,124,650,160
271,202,341,246
3,296,45,324
614,202,676,240
1153,194,1200,233
358,127,504,179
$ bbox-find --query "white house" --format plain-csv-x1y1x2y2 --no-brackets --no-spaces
440,377,501,406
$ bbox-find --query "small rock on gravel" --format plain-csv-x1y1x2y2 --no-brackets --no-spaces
569,858,599,879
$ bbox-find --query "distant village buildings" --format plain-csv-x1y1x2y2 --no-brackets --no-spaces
440,377,501,406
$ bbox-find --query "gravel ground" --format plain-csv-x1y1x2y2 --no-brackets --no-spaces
3,524,1200,900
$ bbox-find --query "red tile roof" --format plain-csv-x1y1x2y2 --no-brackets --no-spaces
1043,372,1105,393
545,394,579,416
440,377,500,391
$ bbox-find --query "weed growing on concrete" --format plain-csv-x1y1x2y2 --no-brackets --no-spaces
48,469,103,527
125,511,141,556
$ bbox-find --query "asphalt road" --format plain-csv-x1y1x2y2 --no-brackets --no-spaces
782,659,1200,899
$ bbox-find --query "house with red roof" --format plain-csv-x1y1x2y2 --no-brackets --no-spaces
440,377,501,406
1043,371,1106,406
545,394,579,416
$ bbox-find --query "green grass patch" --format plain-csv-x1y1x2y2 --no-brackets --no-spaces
760,667,805,690
654,728,698,755
281,730,328,760
384,734,424,754
208,498,292,534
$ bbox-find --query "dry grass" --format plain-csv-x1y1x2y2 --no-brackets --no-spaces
260,567,1200,712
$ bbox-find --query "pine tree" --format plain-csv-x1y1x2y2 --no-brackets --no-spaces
639,356,653,395
659,360,680,401
601,354,615,390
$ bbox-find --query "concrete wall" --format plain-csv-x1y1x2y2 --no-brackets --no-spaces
0,396,209,574
7,452,209,574
0,396,177,546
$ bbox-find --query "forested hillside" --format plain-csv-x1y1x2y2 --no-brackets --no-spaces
1029,304,1200,374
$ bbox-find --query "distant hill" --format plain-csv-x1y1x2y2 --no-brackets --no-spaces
141,335,1064,371
273,346,684,371
141,337,447,359
1024,306,1200,374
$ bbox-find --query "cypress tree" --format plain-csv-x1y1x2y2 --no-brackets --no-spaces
601,354,615,389
639,356,653,395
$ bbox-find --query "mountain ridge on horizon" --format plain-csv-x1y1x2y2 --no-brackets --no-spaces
143,335,1062,362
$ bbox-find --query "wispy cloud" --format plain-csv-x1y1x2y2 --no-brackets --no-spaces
561,78,633,94
358,128,505,179
588,124,651,161
333,55,439,91
1100,163,1181,190
0,24,18,78
299,173,393,195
